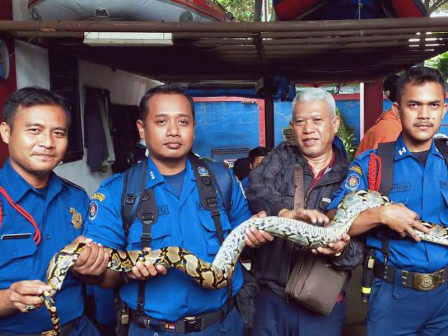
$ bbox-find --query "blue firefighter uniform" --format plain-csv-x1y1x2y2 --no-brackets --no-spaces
0,159,98,335
84,157,252,325
329,135,448,335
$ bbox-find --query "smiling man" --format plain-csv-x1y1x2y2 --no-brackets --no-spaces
0,87,100,335
329,66,448,335
245,88,364,336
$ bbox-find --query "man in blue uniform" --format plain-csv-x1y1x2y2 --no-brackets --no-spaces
329,66,448,335
83,84,261,336
0,87,100,335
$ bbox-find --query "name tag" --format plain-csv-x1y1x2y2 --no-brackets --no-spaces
390,184,411,192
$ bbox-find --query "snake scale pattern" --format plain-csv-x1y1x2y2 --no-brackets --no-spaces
42,190,448,334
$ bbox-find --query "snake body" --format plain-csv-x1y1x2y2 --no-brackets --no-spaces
42,190,448,334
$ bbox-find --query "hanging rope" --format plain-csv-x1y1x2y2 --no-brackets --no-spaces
0,186,41,245
368,153,382,192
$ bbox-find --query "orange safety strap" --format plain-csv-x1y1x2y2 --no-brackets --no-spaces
0,186,42,245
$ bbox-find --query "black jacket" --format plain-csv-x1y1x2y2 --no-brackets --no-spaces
246,142,364,298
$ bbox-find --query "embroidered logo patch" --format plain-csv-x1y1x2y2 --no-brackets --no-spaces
88,201,98,220
91,193,105,202
349,166,363,176
197,166,209,177
345,173,360,191
69,207,83,229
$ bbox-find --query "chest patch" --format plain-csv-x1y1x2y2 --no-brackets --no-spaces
159,205,170,216
69,208,83,229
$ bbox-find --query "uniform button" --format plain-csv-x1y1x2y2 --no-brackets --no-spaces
45,234,51,240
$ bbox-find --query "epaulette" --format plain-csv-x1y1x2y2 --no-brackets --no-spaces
356,148,377,162
99,173,123,188
60,177,85,191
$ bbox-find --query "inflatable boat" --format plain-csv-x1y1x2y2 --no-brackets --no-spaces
273,0,428,21
28,0,231,22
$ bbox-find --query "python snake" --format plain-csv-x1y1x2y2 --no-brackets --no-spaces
41,190,448,335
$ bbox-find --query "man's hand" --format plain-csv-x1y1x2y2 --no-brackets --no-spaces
244,211,274,248
72,236,109,277
311,233,350,257
381,204,430,241
279,208,330,226
7,280,52,313
126,247,167,281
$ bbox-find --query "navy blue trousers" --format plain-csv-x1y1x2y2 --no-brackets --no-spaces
68,316,100,336
251,287,345,336
128,308,244,336
367,278,448,336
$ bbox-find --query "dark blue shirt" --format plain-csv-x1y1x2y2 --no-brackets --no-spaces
0,160,89,333
85,157,252,321
329,135,448,273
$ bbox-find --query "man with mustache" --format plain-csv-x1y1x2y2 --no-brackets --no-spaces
0,87,100,335
329,66,448,335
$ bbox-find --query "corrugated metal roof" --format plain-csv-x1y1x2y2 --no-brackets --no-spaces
2,17,448,83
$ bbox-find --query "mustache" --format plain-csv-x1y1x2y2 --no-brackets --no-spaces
414,122,434,127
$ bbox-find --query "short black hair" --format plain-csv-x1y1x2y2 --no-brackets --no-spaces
2,87,70,129
383,74,400,102
248,146,267,163
139,83,195,123
233,157,251,181
396,66,446,103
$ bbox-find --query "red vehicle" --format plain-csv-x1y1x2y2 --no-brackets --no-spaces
273,0,428,21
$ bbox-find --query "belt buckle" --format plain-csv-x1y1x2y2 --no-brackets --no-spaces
41,330,57,336
184,317,202,333
413,273,439,291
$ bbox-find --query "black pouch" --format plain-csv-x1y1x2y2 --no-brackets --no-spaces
115,293,130,336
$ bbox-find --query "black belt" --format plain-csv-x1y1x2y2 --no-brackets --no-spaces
130,300,234,333
374,262,448,291
0,316,80,336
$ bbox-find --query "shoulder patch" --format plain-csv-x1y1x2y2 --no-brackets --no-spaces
349,166,363,176
345,173,360,191
92,193,105,202
60,177,85,191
